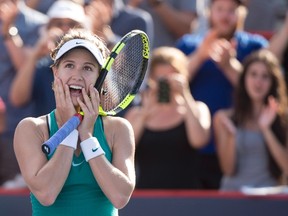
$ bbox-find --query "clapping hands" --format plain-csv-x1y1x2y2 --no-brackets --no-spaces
258,96,279,130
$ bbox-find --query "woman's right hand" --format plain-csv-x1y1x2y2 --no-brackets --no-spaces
54,77,77,126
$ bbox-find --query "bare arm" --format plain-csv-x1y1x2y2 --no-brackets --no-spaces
76,86,135,209
213,110,237,176
1,1,26,70
124,107,147,145
184,97,211,148
14,118,75,206
87,118,136,209
9,48,38,106
9,27,62,107
171,73,211,148
261,126,288,176
268,12,288,62
258,98,288,176
124,87,157,144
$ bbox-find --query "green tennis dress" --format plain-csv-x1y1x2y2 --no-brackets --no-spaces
30,110,118,216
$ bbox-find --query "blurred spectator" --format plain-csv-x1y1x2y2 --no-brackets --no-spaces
125,0,196,48
244,0,286,32
10,0,86,118
111,0,154,46
85,0,154,48
213,49,288,191
84,0,120,50
176,0,269,189
0,0,48,187
124,46,211,189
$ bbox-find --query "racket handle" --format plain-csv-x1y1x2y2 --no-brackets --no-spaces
95,68,108,92
42,113,83,155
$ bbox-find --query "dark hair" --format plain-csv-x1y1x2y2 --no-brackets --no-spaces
149,46,188,78
232,49,288,179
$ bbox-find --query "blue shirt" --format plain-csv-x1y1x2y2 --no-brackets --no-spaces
176,31,268,153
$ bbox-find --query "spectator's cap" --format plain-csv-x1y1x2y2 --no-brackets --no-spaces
55,38,104,66
47,0,86,24
211,0,245,5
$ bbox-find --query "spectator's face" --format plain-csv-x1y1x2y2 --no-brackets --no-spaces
244,61,272,103
209,0,239,38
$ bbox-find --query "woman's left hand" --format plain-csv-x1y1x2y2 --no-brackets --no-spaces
258,96,278,130
77,84,99,140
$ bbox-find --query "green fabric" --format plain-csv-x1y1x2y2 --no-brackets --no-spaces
31,110,118,216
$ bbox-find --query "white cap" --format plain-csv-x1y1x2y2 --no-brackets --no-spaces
47,0,86,24
55,39,104,66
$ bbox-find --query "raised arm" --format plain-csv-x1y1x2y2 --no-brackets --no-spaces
9,27,63,107
86,118,136,209
268,12,288,62
258,98,288,176
1,0,26,70
14,117,75,206
170,73,211,148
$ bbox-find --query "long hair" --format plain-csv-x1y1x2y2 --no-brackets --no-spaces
232,49,288,179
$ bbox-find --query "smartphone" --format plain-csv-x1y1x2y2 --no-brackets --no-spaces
158,79,170,103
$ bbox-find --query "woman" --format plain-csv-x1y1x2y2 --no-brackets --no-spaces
213,49,288,191
124,46,211,189
13,29,136,215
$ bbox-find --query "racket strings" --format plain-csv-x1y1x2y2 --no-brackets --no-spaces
100,35,145,113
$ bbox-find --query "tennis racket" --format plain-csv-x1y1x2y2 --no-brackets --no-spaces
42,29,149,155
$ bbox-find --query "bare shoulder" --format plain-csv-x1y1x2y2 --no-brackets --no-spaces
15,116,48,144
103,116,133,132
102,116,135,149
16,116,46,130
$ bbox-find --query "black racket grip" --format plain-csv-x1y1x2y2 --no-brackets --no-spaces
95,69,108,92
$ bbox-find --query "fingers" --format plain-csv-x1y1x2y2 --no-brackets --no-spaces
78,85,99,115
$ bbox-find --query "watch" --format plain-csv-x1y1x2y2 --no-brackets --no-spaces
3,26,18,41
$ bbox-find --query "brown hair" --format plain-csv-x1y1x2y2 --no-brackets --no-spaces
232,49,288,179
149,46,189,78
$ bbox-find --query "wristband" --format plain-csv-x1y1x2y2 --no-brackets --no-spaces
80,137,105,161
59,129,79,150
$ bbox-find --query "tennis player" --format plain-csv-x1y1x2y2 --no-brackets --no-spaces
13,29,136,216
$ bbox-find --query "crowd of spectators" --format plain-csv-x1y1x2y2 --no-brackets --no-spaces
0,0,288,192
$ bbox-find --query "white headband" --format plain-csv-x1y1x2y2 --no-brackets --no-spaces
55,39,104,66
